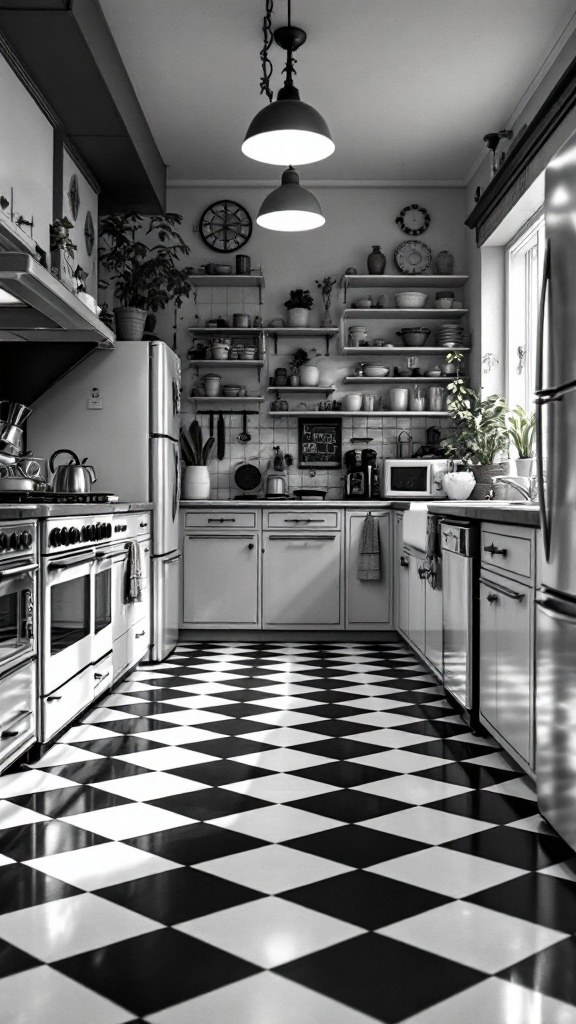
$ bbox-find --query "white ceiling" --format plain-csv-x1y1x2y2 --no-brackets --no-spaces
99,0,576,184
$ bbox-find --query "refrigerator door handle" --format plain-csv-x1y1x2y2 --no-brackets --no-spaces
535,236,551,561
172,440,180,524
536,594,576,625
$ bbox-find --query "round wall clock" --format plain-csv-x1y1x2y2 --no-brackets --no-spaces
68,174,80,221
200,200,252,252
84,210,94,256
395,204,430,236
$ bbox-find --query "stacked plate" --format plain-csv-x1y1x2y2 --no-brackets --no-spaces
437,323,466,348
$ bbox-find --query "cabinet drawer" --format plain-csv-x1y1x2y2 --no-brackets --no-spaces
128,623,150,666
41,665,94,741
113,631,129,682
265,511,340,530
185,511,258,529
481,526,533,580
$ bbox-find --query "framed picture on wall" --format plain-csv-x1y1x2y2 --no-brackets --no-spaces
298,418,342,469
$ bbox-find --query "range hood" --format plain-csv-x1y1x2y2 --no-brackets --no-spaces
0,252,115,346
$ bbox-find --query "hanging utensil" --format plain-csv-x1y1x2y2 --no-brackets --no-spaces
237,412,251,444
209,412,215,439
217,413,225,460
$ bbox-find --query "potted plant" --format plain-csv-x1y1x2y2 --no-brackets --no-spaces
99,212,194,340
444,353,509,498
315,275,338,326
284,288,314,328
180,420,215,500
288,346,320,386
507,405,535,476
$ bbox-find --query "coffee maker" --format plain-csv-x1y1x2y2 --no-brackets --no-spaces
344,449,380,499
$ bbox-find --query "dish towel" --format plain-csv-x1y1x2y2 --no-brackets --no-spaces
358,514,381,580
125,540,143,603
425,514,441,590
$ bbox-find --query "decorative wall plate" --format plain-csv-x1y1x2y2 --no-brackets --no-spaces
394,240,433,274
84,210,94,256
200,200,252,252
68,174,80,221
395,204,430,235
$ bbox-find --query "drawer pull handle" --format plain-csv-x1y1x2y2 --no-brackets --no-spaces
400,556,409,568
418,566,430,579
46,695,62,702
1,729,19,738
479,577,524,601
0,709,32,736
139,521,148,528
95,671,110,681
268,535,336,541
248,543,254,550
144,548,150,553
135,631,146,638
487,593,498,604
285,518,318,523
484,543,508,557
208,518,236,523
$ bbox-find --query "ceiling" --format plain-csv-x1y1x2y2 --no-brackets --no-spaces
99,0,576,185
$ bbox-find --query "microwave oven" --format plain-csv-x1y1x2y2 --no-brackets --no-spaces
383,459,449,499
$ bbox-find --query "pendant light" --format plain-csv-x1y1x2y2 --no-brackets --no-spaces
257,166,325,232
242,2,334,166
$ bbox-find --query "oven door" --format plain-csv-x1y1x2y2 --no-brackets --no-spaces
43,550,94,694
0,558,37,673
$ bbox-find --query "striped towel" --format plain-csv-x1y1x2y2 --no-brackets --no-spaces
358,514,380,580
124,541,143,603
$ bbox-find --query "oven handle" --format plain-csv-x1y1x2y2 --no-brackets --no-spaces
96,545,129,561
0,563,38,577
48,554,95,571
1,708,32,739
165,553,182,565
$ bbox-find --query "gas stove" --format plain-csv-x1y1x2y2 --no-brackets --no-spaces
43,513,131,553
0,492,119,504
0,521,36,560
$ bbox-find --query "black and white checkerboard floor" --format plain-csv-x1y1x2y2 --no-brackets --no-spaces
1,641,576,1023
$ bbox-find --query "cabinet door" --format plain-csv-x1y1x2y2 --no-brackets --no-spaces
425,581,443,673
183,533,260,627
480,570,533,764
346,512,392,629
408,557,426,653
263,534,341,627
398,550,410,637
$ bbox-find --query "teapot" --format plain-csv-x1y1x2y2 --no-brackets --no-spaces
49,449,97,493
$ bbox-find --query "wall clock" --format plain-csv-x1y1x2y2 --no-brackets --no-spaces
68,174,80,221
84,210,94,256
395,204,430,236
199,200,252,252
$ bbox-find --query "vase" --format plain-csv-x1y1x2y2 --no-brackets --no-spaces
114,306,147,341
289,374,300,387
516,457,534,477
435,251,454,274
182,465,210,500
299,364,320,386
471,461,510,500
286,307,310,328
367,246,386,274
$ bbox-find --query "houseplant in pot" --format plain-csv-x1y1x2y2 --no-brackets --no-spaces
284,288,314,328
99,212,194,340
507,405,535,476
444,354,509,498
290,347,320,386
180,420,215,499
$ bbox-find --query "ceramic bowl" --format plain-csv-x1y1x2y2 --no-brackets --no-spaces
434,298,454,310
395,291,427,309
396,328,431,346
442,472,475,500
364,365,390,377
353,299,372,309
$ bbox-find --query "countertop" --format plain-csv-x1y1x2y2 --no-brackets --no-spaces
180,500,411,510
0,501,153,520
426,500,540,527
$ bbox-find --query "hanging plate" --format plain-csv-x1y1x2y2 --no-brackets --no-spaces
84,210,95,256
68,173,80,221
394,240,432,274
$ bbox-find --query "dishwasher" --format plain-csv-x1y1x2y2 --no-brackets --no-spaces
441,518,479,728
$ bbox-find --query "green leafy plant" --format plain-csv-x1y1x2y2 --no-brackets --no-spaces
50,218,76,258
507,405,535,458
284,288,314,311
180,420,214,466
289,347,311,373
99,212,194,312
444,353,509,465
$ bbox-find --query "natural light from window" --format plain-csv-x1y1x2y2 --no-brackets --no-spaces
506,213,545,413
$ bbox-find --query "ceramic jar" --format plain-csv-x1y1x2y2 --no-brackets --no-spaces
183,465,210,500
367,245,386,274
428,386,446,411
343,393,362,411
389,388,409,411
299,364,320,386
410,385,426,412
435,251,454,274
203,374,221,397
348,325,368,347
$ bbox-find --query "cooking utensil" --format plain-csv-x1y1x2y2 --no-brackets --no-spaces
217,414,225,460
234,462,261,493
273,446,283,471
396,430,413,458
237,413,251,444
49,448,97,492
266,473,287,497
0,477,37,492
1,402,32,426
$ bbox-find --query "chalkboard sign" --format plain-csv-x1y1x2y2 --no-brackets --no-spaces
298,418,342,468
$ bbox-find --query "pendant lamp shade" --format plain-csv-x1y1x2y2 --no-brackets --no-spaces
257,167,325,232
242,86,334,166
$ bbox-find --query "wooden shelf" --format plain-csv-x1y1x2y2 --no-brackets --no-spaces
342,346,470,354
188,359,264,367
268,410,452,418
264,326,338,356
343,308,468,320
187,327,263,336
343,376,458,383
190,396,265,403
190,274,265,302
267,386,335,394
342,274,468,302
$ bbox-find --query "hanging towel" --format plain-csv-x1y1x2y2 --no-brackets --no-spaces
124,541,143,603
426,514,441,590
358,514,380,580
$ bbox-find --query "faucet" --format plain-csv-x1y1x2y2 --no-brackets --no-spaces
493,476,534,501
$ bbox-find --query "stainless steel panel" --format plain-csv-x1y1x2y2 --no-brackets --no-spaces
544,129,576,390
151,436,180,556
150,553,181,662
540,390,576,595
442,549,472,709
536,589,576,851
150,341,181,440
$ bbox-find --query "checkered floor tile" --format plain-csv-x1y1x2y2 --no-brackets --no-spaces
1,640,575,1023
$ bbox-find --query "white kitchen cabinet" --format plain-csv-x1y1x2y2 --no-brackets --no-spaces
398,550,410,638
345,511,392,629
479,565,534,771
263,532,342,628
183,532,260,627
408,555,427,655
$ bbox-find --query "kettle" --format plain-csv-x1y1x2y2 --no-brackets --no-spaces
49,449,97,493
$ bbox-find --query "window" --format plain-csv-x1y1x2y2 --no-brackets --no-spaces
506,213,545,411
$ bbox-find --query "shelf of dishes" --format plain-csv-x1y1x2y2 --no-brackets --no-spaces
342,308,468,319
268,410,452,418
341,274,468,304
267,386,336,393
343,376,459,383
191,396,266,403
342,346,470,354
188,359,264,367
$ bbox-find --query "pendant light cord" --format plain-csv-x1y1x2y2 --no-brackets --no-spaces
260,0,274,102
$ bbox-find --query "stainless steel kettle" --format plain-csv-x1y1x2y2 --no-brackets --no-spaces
49,449,97,493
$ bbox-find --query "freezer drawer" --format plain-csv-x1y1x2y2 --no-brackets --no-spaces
536,589,576,850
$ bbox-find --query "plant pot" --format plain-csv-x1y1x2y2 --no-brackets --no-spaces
299,364,320,386
516,457,534,477
470,461,510,500
114,306,147,341
182,465,210,500
286,307,310,328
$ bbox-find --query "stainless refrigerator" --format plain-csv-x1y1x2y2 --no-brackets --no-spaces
29,340,182,662
535,126,576,851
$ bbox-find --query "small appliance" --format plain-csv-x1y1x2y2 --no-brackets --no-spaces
383,458,449,499
344,449,380,499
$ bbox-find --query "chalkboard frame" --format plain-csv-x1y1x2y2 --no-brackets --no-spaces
298,418,342,469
